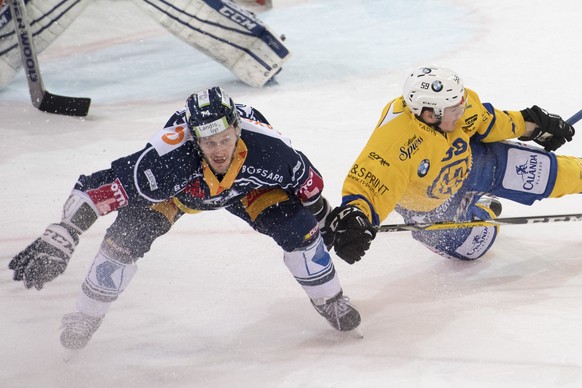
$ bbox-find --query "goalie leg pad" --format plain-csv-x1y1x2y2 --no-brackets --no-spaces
0,0,89,87
132,0,291,87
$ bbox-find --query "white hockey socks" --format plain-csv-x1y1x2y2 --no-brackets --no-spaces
283,236,342,301
76,247,138,317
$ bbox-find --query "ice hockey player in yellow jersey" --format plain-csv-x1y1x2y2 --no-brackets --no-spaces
323,65,580,263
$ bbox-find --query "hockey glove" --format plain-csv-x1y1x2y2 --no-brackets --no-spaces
325,206,377,264
9,223,78,290
519,105,575,151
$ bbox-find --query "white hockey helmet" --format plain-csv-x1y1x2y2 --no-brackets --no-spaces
402,65,465,119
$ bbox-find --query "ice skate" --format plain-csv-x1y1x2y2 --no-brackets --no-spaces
311,291,361,332
60,312,104,350
476,196,502,217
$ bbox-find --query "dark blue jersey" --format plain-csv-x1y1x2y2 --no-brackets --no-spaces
75,104,324,215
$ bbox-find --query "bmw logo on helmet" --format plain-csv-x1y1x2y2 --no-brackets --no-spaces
431,80,443,92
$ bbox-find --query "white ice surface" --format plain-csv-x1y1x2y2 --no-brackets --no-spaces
1,0,582,387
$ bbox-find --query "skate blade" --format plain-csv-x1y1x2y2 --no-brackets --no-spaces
62,348,80,362
346,327,364,339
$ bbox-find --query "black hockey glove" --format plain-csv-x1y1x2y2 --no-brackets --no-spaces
9,223,78,290
519,105,575,151
325,205,377,264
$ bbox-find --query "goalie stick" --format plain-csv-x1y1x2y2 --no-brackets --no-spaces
7,0,90,116
378,108,582,233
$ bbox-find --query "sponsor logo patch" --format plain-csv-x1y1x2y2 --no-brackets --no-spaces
502,149,550,194
417,159,430,177
368,151,390,167
399,135,423,161
298,167,323,201
86,178,129,215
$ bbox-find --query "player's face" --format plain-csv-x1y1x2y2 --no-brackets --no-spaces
198,125,240,174
438,96,467,133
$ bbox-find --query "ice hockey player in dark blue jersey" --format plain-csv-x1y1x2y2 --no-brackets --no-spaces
9,87,361,350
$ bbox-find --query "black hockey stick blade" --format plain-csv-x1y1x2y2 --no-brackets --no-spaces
38,92,91,117
8,0,91,117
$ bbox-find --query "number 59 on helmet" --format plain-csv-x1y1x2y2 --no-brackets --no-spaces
402,65,466,119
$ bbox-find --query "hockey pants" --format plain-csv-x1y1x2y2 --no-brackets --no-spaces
397,140,582,260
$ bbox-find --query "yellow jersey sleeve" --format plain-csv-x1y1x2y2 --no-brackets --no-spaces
462,89,527,142
340,89,529,226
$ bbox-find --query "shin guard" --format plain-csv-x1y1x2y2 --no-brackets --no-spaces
76,246,137,317
283,236,341,300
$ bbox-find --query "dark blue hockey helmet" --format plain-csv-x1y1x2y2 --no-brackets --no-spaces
185,87,240,139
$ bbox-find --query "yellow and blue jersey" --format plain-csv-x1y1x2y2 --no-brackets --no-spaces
341,88,527,225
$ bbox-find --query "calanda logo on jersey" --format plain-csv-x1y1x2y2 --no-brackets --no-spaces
399,135,423,161
503,148,550,195
464,225,493,258
516,154,544,190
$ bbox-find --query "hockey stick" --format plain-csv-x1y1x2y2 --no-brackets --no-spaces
378,213,582,233
7,0,90,116
378,109,582,233
567,108,582,126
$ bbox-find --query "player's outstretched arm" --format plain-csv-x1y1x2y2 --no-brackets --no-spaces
9,190,99,290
